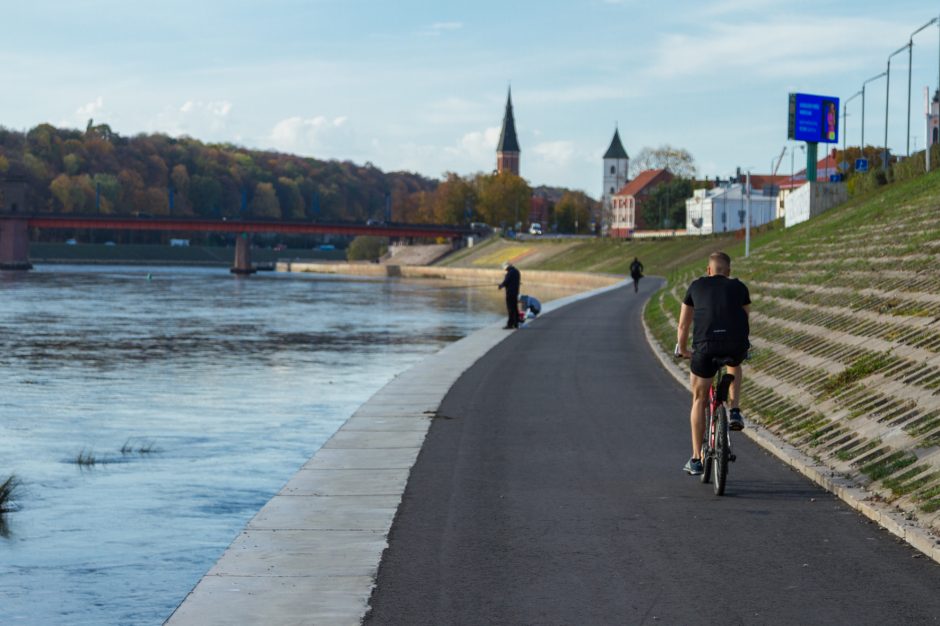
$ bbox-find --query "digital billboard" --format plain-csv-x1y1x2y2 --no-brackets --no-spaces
788,93,839,144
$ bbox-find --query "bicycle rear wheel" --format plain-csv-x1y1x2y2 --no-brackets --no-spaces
700,408,713,484
713,407,729,495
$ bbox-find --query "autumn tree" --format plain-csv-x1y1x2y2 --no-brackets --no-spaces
475,171,531,228
433,173,476,224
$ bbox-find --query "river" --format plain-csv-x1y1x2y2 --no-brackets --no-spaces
0,264,544,625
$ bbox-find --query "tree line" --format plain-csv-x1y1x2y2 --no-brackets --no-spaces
0,121,442,223
0,121,604,232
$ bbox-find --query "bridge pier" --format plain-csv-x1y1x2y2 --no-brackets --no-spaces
0,219,32,270
230,234,256,275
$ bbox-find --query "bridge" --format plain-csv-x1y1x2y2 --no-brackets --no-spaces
0,214,476,273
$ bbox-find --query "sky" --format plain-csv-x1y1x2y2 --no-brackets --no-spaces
1,0,939,197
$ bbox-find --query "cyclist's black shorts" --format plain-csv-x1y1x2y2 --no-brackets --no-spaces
691,343,749,378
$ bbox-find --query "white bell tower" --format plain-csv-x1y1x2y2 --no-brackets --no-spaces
602,127,629,231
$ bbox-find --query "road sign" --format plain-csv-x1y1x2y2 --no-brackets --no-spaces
855,158,869,172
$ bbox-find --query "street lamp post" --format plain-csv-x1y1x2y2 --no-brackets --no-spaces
885,44,911,170
862,71,887,151
908,18,939,157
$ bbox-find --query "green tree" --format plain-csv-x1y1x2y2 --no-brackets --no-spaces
554,191,592,234
92,173,120,213
250,182,281,218
276,177,305,219
170,164,192,214
643,178,693,229
190,175,222,214
347,236,388,261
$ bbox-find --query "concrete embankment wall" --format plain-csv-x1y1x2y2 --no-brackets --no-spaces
278,261,622,290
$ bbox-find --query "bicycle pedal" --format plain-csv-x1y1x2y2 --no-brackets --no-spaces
730,454,737,462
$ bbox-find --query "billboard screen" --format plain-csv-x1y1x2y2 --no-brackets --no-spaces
788,93,839,143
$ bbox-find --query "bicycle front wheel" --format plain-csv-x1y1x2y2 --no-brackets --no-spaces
713,406,729,495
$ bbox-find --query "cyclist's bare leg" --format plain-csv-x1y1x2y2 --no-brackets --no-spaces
727,364,743,410
689,373,712,458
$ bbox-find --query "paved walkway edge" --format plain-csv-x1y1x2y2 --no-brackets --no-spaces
165,280,629,626
641,305,940,566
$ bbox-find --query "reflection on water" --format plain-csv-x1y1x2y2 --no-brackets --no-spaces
0,265,579,625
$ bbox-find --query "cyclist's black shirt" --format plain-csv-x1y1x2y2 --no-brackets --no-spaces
682,275,750,351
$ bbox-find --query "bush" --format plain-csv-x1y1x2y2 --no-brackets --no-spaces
347,236,388,261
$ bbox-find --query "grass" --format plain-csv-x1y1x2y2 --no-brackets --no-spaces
860,451,918,482
75,440,161,467
120,438,157,456
0,475,20,513
75,449,98,466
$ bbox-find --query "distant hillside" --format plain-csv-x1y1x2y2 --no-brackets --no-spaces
0,122,437,222
646,169,940,535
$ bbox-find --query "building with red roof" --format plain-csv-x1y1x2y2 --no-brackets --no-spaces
608,168,674,237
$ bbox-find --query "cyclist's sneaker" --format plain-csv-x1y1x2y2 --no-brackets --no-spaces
683,457,704,475
729,408,745,431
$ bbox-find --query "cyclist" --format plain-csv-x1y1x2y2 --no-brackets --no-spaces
629,257,644,293
676,251,750,475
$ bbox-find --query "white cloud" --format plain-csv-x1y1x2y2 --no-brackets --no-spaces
151,99,234,137
268,115,353,156
76,96,105,118
649,18,909,79
531,140,576,166
444,126,501,164
61,96,108,128
430,21,462,32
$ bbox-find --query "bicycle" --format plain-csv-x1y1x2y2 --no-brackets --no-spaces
675,348,738,496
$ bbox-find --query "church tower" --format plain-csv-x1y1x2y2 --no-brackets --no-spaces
602,127,629,205
496,88,520,175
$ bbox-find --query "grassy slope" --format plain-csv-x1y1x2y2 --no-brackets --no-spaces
646,169,940,529
440,226,782,278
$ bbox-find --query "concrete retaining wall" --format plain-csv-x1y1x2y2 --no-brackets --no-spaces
784,181,848,227
278,261,622,290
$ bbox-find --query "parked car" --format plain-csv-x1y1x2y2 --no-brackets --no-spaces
529,223,543,236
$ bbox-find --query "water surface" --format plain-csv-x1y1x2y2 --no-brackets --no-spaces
0,265,519,625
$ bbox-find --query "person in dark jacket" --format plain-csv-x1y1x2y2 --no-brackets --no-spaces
630,257,644,293
498,262,521,329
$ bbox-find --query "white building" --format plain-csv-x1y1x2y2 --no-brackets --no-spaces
685,184,776,235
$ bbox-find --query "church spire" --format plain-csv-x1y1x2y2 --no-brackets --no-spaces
604,127,628,159
496,87,520,175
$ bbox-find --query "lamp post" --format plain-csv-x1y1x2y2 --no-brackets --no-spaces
862,71,887,151
908,18,939,157
885,44,911,170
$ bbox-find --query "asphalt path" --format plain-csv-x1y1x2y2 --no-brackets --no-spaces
365,279,940,625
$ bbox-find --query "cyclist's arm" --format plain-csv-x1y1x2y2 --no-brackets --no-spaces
677,303,693,358
743,304,750,317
